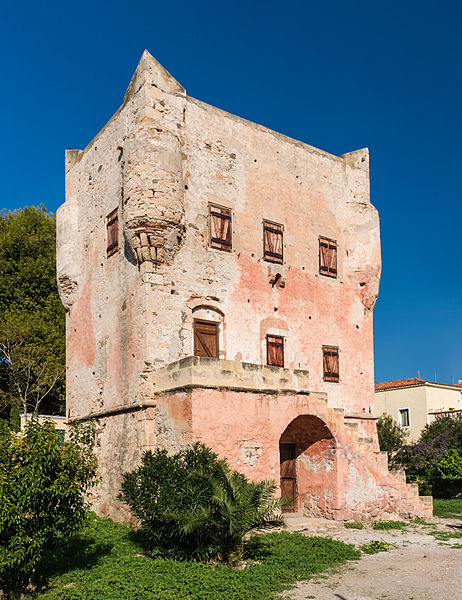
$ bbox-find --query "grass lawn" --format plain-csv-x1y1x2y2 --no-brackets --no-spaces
30,515,360,600
433,498,462,519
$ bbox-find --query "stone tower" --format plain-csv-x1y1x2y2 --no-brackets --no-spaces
57,51,432,520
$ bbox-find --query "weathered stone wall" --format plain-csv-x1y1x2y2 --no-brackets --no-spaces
58,50,380,423
56,51,434,522
58,89,147,421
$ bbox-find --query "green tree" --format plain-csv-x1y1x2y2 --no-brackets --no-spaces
0,206,65,417
376,414,408,459
0,419,97,594
419,414,462,455
119,443,284,563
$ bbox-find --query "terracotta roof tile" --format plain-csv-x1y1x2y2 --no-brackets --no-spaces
375,378,426,391
375,378,462,391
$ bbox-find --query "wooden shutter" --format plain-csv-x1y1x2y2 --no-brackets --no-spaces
319,237,337,277
323,346,339,382
263,221,283,264
210,205,232,251
267,335,284,367
194,319,219,358
106,208,119,258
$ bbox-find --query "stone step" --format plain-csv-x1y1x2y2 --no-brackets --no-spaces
419,495,433,506
406,483,419,497
283,514,341,532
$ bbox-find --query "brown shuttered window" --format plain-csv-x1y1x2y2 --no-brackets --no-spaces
263,221,283,264
323,346,339,382
106,208,119,258
267,335,284,367
210,205,232,251
319,237,337,277
194,319,219,358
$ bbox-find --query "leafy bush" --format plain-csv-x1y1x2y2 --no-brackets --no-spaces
0,419,97,593
437,449,462,479
420,414,462,455
393,438,462,496
119,443,284,562
372,520,407,530
344,522,364,529
361,540,391,554
393,437,449,495
376,414,408,458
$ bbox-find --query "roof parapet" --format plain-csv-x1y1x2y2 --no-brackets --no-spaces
341,147,369,172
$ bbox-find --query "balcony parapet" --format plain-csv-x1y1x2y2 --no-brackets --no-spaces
153,356,310,395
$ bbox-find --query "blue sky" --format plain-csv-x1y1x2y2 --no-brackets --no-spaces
2,0,461,384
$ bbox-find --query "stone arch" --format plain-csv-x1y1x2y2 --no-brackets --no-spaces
279,415,337,518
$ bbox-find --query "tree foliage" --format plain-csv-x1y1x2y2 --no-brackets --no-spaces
0,206,65,417
119,443,285,563
394,435,462,496
419,414,462,455
0,419,97,593
376,414,408,458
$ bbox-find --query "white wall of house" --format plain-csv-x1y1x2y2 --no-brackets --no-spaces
375,386,427,442
375,384,462,442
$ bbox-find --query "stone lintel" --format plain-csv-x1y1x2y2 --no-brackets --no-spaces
343,412,378,421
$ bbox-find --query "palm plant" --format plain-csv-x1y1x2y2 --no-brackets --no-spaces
119,443,285,562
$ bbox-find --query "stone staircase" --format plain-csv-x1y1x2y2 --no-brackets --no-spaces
328,407,433,520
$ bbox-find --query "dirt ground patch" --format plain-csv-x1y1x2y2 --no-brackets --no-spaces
283,517,462,600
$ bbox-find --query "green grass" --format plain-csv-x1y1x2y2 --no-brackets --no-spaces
428,528,462,542
433,498,462,519
344,522,364,529
372,520,408,531
411,517,431,526
360,540,392,554
31,515,361,600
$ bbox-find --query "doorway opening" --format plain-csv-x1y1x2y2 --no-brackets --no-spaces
279,415,336,516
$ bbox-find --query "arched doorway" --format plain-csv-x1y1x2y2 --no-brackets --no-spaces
279,415,336,516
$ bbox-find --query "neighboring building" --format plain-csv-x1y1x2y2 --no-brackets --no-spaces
19,413,67,441
56,51,431,520
375,378,462,441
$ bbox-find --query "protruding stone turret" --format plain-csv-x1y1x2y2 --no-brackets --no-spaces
122,51,186,267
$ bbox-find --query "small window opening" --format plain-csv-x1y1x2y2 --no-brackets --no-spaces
319,237,337,277
210,205,232,251
106,208,119,258
263,221,283,264
323,345,339,382
267,335,284,367
399,408,410,428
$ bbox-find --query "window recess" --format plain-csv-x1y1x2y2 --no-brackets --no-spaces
209,205,232,251
399,408,410,428
267,335,284,367
319,237,337,277
263,221,283,264
106,208,119,258
323,345,339,382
